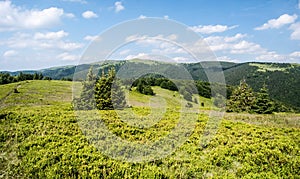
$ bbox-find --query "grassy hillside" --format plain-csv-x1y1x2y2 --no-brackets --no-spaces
2,60,299,110
0,80,299,178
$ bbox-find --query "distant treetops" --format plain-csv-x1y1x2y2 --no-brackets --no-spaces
226,79,285,114
0,72,52,85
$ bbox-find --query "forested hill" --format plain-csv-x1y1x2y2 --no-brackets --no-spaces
1,60,300,109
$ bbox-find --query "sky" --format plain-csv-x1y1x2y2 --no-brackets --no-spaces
0,0,300,71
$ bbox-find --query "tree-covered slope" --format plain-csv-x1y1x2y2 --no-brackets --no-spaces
1,60,300,109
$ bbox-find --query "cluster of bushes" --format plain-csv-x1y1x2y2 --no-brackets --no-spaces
0,72,52,85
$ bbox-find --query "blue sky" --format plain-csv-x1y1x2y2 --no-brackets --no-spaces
0,0,300,71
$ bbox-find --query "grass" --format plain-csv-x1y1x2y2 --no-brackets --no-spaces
249,63,289,72
0,80,299,178
0,80,74,109
127,86,212,110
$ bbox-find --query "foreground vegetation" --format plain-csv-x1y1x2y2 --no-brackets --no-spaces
0,80,299,178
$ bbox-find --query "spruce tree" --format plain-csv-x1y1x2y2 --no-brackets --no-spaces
72,66,96,110
94,68,126,110
254,84,275,114
226,79,256,113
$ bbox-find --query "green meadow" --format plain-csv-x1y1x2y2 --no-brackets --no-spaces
0,80,299,178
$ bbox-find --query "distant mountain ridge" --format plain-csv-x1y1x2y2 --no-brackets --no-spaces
1,60,300,110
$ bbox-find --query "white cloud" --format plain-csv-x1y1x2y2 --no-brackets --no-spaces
255,14,298,30
255,51,287,61
125,34,177,44
3,32,83,51
84,35,100,41
289,22,300,40
114,1,125,13
255,51,300,63
56,52,79,61
125,53,151,60
119,49,130,55
57,42,83,51
290,51,300,57
189,24,238,34
138,15,146,19
230,40,264,54
0,1,67,31
203,33,265,54
172,56,189,62
164,15,169,19
224,33,247,42
3,50,18,57
34,30,68,40
62,0,87,4
82,10,98,19
65,13,75,18
216,56,238,62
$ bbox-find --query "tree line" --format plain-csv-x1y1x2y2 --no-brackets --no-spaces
226,79,292,114
73,67,231,110
73,67,293,114
0,72,52,85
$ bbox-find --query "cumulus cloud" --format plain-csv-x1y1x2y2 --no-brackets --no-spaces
119,49,130,55
172,56,189,62
189,24,238,34
255,51,287,62
114,1,125,13
2,32,83,51
255,14,298,30
3,50,18,57
82,10,98,19
230,40,264,54
84,35,100,41
203,33,265,54
125,34,177,44
290,51,300,57
0,1,68,31
289,22,300,40
34,30,68,40
125,53,151,60
216,56,238,63
255,51,300,63
65,13,75,18
62,0,87,4
56,52,79,61
138,15,146,19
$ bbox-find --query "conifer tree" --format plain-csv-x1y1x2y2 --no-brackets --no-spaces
94,68,126,110
254,84,275,114
72,66,96,110
226,79,256,113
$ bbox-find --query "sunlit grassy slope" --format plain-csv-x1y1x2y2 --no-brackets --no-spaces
0,80,299,178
